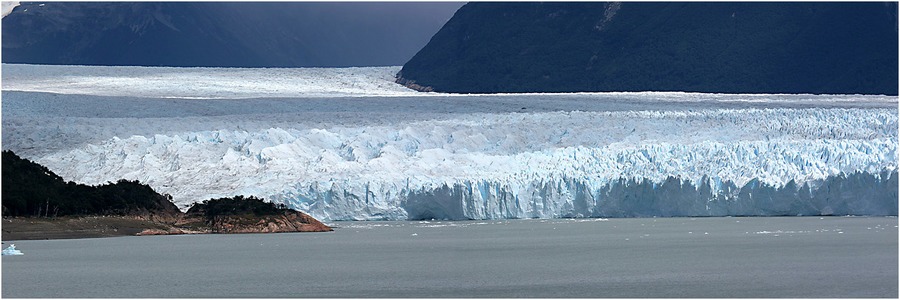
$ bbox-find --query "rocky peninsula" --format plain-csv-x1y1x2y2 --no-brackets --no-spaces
1,150,331,241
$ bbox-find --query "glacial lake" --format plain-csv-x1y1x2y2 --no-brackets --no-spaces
2,216,897,298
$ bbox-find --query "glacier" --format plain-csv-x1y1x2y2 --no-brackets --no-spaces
1,2,19,18
2,64,897,221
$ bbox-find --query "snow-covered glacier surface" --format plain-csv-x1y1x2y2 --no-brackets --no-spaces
3,64,897,221
1,64,419,99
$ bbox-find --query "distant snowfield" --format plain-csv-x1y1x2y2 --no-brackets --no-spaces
2,64,898,220
1,1,19,18
2,64,419,99
4,63,899,103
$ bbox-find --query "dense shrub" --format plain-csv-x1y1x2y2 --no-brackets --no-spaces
1,150,177,217
186,195,290,219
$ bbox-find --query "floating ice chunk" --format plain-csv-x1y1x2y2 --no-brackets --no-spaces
2,244,24,256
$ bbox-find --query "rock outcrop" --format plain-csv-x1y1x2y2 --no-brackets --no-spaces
180,195,333,234
137,210,334,236
205,211,333,234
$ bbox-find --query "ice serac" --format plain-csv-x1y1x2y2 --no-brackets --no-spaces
34,106,898,221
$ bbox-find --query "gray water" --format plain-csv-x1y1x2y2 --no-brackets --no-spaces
2,216,897,298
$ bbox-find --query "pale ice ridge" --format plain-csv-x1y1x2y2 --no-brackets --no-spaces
4,90,894,158
2,64,419,99
34,108,898,220
3,64,899,104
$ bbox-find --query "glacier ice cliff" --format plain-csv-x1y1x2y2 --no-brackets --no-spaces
26,107,898,221
3,65,897,221
398,170,897,220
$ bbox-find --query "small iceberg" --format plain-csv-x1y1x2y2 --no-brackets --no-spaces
2,244,24,256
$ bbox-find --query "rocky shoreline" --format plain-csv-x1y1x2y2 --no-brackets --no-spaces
3,210,332,241
3,216,175,240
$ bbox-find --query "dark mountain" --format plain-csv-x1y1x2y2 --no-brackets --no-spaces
2,2,463,67
398,2,898,95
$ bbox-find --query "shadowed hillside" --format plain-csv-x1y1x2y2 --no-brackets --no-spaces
2,2,462,67
398,2,898,95
2,150,181,218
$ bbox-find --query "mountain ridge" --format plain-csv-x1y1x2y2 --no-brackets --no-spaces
398,2,899,95
2,2,461,67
